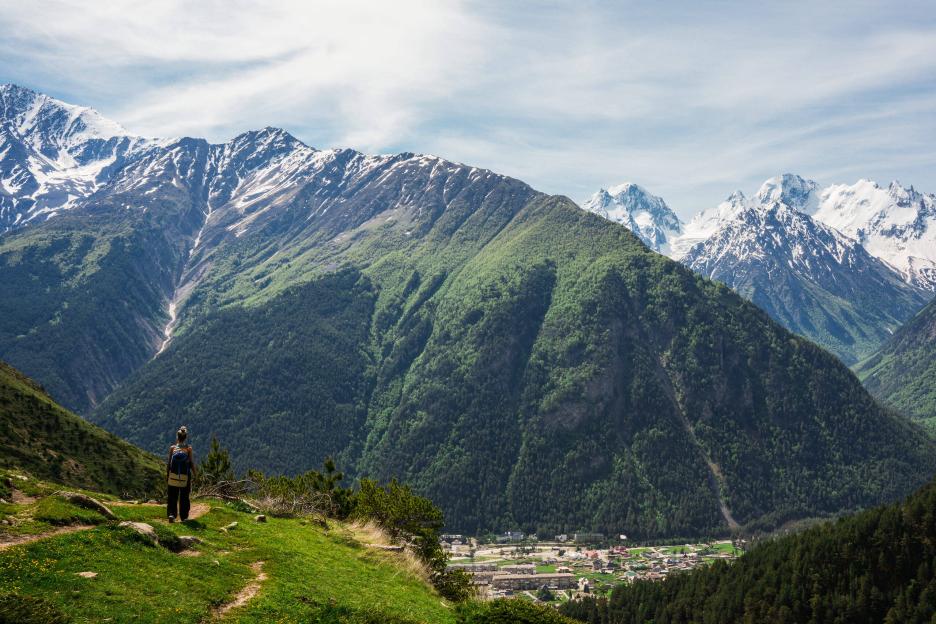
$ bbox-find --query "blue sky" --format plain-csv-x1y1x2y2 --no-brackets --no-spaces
2,0,935,217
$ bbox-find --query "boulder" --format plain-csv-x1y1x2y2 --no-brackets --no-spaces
254,514,267,523
118,521,158,544
178,535,202,549
56,491,116,520
75,571,98,578
221,521,238,532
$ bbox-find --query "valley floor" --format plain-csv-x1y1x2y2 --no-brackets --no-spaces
449,540,741,604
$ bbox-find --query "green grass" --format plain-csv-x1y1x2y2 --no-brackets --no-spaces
0,472,128,538
32,496,107,527
0,500,456,624
702,542,742,556
0,486,578,622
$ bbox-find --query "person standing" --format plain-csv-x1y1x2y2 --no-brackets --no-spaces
167,426,195,522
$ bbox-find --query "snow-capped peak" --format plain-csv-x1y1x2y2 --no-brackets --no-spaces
586,174,826,261
0,84,151,230
755,173,820,212
0,83,129,153
669,189,751,259
669,172,936,291
813,179,936,290
581,182,682,253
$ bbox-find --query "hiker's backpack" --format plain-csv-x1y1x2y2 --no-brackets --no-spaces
168,446,190,488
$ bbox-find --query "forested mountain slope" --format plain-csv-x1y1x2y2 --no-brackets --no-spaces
0,361,162,497
561,475,936,624
93,190,936,538
1,86,934,538
856,297,936,434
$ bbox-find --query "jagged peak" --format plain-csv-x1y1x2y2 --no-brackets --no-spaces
0,83,130,146
581,181,682,253
755,173,819,210
585,182,677,216
606,181,649,197
223,126,310,150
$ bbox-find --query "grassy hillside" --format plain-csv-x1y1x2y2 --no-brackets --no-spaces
855,297,936,435
0,361,162,498
561,475,936,624
94,194,936,539
0,474,572,624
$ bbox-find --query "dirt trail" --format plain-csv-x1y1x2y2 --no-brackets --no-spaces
11,489,37,504
110,501,211,521
212,561,268,619
0,525,95,551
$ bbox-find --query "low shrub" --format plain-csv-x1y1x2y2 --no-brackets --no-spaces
456,599,577,623
353,478,474,601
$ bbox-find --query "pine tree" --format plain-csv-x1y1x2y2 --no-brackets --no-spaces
198,436,234,487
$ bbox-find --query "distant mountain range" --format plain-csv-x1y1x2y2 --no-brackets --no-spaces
2,84,934,538
583,174,935,363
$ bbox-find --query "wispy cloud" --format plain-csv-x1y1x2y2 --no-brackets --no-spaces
2,0,935,216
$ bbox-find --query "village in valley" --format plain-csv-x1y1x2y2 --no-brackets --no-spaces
443,531,744,604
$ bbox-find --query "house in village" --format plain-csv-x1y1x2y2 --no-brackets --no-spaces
573,532,605,544
492,573,575,591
